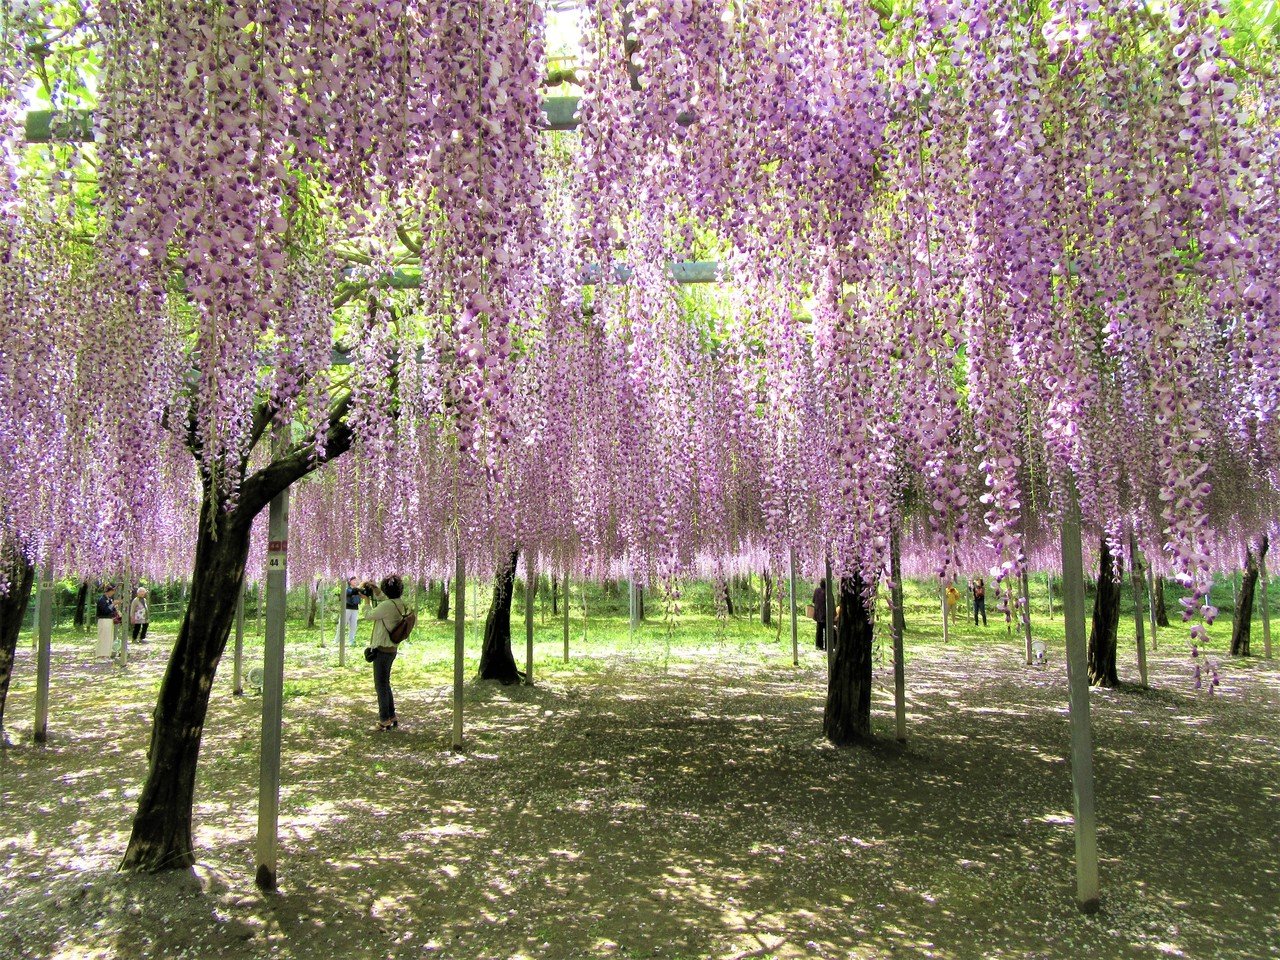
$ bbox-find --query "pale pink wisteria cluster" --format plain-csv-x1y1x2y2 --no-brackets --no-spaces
0,0,1277,631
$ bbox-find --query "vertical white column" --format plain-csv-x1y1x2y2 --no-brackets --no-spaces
453,546,465,751
788,548,799,667
1129,538,1148,689
233,580,245,695
1146,564,1159,652
889,529,907,743
255,431,290,892
33,571,52,744
1261,552,1272,660
1060,479,1100,913
824,556,835,674
941,578,950,645
524,554,535,686
337,579,348,668
1021,568,1033,665
562,573,570,662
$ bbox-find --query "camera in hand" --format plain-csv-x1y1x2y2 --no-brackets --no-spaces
361,581,378,598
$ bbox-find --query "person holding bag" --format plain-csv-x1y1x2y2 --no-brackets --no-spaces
130,587,150,644
361,574,410,731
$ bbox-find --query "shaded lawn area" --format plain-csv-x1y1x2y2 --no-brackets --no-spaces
1,600,1278,960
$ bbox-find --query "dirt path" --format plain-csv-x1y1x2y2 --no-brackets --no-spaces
2,634,1278,959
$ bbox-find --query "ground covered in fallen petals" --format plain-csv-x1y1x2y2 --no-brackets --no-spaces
2,603,1278,960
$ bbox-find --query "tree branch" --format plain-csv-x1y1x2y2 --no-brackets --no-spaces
235,392,353,522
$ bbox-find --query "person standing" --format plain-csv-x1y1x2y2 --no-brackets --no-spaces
130,587,150,644
335,576,362,648
812,580,827,650
945,583,961,627
95,584,120,658
362,575,408,731
971,576,988,627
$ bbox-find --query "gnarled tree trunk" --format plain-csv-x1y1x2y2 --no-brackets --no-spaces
478,550,522,685
760,571,773,626
824,573,874,745
0,553,36,740
436,578,450,621
73,579,89,629
122,396,351,872
1154,576,1169,627
1088,539,1121,687
121,506,253,870
1231,537,1267,657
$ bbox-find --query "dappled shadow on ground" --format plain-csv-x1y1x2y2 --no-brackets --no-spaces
2,631,1278,959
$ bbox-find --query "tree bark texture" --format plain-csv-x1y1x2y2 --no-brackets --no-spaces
1154,576,1170,627
121,394,352,872
436,578,450,621
1087,539,1121,688
1231,537,1267,657
823,573,874,745
478,550,522,685
73,579,89,629
760,571,773,626
0,554,36,739
721,580,734,617
305,581,318,629
120,506,253,871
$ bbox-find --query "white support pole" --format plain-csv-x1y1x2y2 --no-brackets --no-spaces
1021,568,1034,666
33,571,52,744
1060,479,1101,913
1261,553,1272,660
788,548,799,667
1146,564,1159,652
941,578,950,645
118,569,130,666
890,528,907,743
562,573,570,662
824,556,835,675
1130,537,1149,689
255,431,290,892
628,574,637,641
337,578,348,669
233,580,245,696
524,554,535,686
452,546,465,751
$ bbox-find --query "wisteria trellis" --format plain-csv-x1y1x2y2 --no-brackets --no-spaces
1,0,1278,637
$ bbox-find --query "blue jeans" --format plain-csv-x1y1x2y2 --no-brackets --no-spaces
373,648,397,722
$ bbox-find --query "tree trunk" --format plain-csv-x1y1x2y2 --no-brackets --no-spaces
0,553,36,740
1087,539,1121,687
73,579,89,629
722,580,735,617
551,575,559,615
305,580,318,629
824,572,874,745
1154,576,1169,627
478,550,522,685
120,506,253,870
122,393,352,872
637,585,644,620
760,571,773,626
1231,537,1267,657
436,578,450,621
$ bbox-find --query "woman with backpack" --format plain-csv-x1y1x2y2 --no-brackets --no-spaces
362,574,411,731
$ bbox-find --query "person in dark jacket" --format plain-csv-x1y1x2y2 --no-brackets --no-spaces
334,576,362,647
96,585,119,621
813,581,827,650
95,585,120,658
971,576,988,626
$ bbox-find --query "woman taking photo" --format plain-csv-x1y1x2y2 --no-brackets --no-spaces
362,575,408,731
